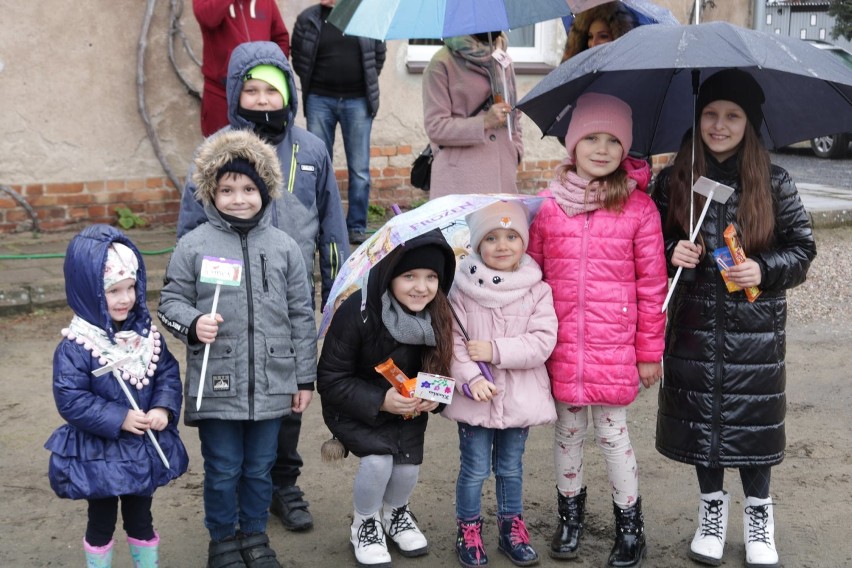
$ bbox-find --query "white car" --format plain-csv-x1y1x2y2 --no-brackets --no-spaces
802,40,852,159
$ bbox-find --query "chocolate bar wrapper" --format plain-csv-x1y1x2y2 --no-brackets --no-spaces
723,224,762,302
713,246,742,293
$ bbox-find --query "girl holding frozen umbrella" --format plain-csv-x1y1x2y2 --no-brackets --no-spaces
45,225,188,567
652,69,817,567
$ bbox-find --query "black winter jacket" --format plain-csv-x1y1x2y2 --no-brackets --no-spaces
316,230,455,463
652,154,816,468
290,4,386,117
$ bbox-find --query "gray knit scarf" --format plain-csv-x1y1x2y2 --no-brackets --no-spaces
381,291,436,346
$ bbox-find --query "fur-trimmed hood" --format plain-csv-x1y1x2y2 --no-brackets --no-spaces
192,129,283,205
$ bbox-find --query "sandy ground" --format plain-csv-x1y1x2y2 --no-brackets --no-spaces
2,230,851,568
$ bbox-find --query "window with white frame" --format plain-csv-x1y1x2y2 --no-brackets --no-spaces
800,28,807,39
406,21,565,73
810,14,817,26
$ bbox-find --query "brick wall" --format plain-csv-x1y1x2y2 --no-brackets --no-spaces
0,144,579,234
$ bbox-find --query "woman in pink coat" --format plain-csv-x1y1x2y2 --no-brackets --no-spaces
422,32,524,199
444,200,557,568
527,93,667,568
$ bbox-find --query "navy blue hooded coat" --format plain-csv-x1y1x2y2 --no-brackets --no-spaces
44,225,188,499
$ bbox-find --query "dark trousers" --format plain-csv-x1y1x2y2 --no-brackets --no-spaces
86,495,155,546
271,411,304,488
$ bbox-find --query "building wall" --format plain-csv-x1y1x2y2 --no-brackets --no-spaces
0,0,752,233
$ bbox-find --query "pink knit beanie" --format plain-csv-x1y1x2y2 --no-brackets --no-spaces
466,201,530,254
563,93,633,161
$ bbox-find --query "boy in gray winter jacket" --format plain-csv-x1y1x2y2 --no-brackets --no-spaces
159,129,317,567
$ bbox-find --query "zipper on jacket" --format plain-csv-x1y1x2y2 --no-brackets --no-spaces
241,232,256,420
709,204,726,466
260,253,269,293
237,1,252,42
288,143,300,193
329,241,339,280
576,212,592,400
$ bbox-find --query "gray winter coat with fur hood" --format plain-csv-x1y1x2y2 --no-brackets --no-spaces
177,41,348,310
159,130,317,425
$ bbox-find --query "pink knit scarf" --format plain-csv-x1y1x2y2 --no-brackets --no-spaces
546,158,636,217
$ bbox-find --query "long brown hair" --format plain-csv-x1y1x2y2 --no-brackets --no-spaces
665,125,774,254
557,162,632,213
421,288,454,376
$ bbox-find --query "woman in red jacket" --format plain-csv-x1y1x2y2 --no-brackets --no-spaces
528,93,667,568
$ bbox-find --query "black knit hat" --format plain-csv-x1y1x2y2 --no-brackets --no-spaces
216,158,270,207
391,244,446,285
697,69,765,133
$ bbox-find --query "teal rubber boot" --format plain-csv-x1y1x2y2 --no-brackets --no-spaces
84,538,114,568
128,531,159,567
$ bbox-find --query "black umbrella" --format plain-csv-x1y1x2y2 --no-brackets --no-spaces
517,21,852,156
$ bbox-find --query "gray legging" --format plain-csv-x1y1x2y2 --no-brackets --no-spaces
353,454,420,515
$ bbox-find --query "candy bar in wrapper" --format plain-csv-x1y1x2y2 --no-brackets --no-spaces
713,246,742,293
723,224,762,302
374,358,418,419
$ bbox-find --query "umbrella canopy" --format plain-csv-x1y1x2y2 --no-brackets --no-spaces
517,21,852,156
563,0,679,28
319,193,548,337
327,0,572,40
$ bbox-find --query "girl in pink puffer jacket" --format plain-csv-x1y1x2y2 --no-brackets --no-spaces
527,93,667,568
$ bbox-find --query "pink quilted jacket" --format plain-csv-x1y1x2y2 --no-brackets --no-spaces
527,187,667,407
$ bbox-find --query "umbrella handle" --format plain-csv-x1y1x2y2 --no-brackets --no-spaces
461,363,495,400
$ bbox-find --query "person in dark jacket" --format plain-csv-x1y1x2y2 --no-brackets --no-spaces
290,0,386,244
160,129,317,567
652,69,817,568
317,229,455,567
177,41,350,533
45,225,189,567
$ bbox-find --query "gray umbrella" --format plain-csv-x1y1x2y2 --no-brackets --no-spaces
517,21,852,156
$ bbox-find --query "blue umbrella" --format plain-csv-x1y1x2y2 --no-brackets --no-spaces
328,0,572,40
562,0,680,31
517,21,852,156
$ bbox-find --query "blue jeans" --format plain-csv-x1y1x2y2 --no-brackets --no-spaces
197,418,282,541
456,423,529,520
305,94,373,234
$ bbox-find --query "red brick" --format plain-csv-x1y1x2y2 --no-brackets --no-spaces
106,179,127,190
370,147,382,157
45,182,85,195
146,177,165,188
21,184,44,197
397,145,412,155
87,205,108,217
0,197,16,209
30,195,60,207
380,146,398,157
126,179,146,190
63,194,95,206
85,180,106,192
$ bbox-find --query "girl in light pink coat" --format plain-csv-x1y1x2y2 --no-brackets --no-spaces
443,200,557,568
527,93,667,568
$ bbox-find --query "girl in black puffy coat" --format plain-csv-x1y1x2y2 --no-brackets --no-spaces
652,69,817,568
317,229,455,567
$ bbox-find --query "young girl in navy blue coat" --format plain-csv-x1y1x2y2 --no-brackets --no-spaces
44,225,188,567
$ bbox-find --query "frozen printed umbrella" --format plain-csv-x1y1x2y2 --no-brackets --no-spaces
319,193,548,338
327,0,571,40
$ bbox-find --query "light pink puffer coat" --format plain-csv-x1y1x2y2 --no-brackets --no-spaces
527,188,667,407
443,257,557,429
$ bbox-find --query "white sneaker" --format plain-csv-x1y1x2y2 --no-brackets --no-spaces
350,511,392,567
382,503,428,557
688,491,729,566
744,496,780,567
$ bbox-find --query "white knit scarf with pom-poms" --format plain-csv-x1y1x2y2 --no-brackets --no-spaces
454,253,542,309
62,315,162,390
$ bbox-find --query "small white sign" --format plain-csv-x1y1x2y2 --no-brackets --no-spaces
200,256,243,287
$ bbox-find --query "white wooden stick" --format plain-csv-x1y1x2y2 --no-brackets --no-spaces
196,283,221,411
661,189,716,312
110,369,170,470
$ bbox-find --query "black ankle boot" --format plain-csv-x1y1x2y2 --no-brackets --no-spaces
606,497,647,568
550,487,586,560
497,514,538,567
